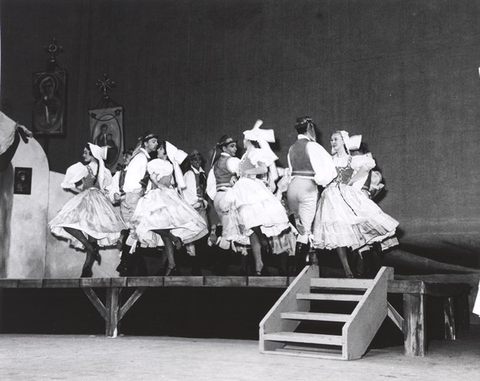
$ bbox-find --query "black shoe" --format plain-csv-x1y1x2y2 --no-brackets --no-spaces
94,248,101,266
116,260,128,276
165,267,180,276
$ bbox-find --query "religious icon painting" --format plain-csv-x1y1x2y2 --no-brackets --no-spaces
88,106,124,171
32,70,67,136
14,167,32,195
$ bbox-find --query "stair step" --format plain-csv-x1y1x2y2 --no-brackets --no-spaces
263,331,342,346
281,311,350,322
310,278,373,290
297,293,363,302
273,347,344,360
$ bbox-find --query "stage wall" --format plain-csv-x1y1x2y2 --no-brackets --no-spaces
1,0,479,266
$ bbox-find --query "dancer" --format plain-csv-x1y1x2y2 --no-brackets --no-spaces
223,120,291,275
206,134,241,274
115,132,158,276
49,143,126,277
129,141,208,276
349,140,398,277
312,130,399,278
183,150,210,274
286,116,337,274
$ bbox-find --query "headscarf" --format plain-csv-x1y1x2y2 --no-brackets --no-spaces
165,141,188,190
88,143,108,189
243,119,279,181
243,119,278,164
333,130,362,154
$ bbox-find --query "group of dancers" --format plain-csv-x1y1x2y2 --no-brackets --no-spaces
49,116,399,278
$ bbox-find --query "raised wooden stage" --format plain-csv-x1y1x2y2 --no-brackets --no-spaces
0,271,471,357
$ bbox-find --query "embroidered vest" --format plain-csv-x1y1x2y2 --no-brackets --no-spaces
289,139,315,177
194,170,207,198
214,155,234,190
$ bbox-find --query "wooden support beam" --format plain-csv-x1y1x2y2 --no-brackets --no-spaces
106,287,121,338
387,302,404,331
82,288,107,320
119,287,146,321
444,296,456,340
403,293,426,356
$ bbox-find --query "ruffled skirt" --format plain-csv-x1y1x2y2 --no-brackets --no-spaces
312,183,398,250
223,177,291,251
49,187,126,249
129,187,208,247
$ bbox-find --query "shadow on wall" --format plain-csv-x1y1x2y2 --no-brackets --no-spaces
0,165,14,278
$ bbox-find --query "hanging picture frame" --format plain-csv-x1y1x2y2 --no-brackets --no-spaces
88,106,124,171
14,167,32,195
32,70,67,136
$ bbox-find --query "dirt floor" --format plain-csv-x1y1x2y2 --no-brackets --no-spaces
1,326,479,381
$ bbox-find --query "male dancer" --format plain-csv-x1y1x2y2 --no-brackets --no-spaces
116,132,158,276
183,150,209,274
286,116,336,274
206,135,240,274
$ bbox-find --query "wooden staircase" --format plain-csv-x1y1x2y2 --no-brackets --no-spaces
259,266,394,360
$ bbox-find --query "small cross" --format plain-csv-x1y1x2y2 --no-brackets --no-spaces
44,38,63,70
96,74,116,99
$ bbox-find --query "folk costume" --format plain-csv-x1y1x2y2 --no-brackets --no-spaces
206,135,241,250
49,143,126,250
183,150,208,223
312,131,399,251
128,142,208,249
223,121,290,251
286,116,337,273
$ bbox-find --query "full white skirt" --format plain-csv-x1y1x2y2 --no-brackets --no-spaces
49,187,126,249
129,187,208,248
312,183,398,250
223,177,291,251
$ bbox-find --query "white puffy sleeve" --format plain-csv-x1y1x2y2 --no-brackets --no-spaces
101,168,113,188
351,153,376,172
306,142,337,186
61,162,88,189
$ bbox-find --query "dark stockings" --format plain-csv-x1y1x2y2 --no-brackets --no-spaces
336,246,354,278
153,229,183,275
64,227,100,277
251,226,271,274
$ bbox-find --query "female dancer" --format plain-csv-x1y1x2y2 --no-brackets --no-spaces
223,120,291,275
129,141,208,275
49,143,126,277
312,131,399,277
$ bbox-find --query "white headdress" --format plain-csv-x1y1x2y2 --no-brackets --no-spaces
243,119,278,163
165,141,188,190
243,119,279,181
88,143,108,189
333,130,362,154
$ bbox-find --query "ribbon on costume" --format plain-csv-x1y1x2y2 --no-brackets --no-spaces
165,141,188,190
88,143,108,190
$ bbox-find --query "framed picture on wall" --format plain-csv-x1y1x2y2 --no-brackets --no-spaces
14,167,32,195
88,106,124,171
32,70,67,136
